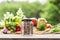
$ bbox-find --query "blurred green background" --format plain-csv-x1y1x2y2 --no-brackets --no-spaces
0,0,60,25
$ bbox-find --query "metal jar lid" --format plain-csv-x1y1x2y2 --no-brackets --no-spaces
22,18,32,21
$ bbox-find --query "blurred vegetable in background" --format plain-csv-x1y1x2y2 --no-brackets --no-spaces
4,8,26,32
37,18,47,31
0,0,60,25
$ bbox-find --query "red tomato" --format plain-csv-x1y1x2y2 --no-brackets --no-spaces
16,25,21,32
31,18,37,27
46,24,52,28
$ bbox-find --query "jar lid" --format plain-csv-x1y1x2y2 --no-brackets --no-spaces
22,18,32,21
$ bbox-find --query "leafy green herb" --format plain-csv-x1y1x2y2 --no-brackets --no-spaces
37,21,46,31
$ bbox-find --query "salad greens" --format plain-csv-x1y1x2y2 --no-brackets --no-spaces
3,8,26,31
37,21,46,31
49,25,60,33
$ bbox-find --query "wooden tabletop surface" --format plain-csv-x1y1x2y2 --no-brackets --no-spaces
0,34,60,38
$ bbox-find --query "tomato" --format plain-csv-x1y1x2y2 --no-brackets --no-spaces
32,19,37,27
46,24,52,28
16,24,21,32
30,18,37,27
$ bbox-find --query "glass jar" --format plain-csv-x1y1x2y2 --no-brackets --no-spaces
22,18,33,35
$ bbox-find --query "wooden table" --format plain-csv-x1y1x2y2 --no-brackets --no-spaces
0,34,60,40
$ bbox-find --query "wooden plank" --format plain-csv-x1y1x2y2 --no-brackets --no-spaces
0,38,60,40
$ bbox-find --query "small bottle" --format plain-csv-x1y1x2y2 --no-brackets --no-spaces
22,18,33,35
